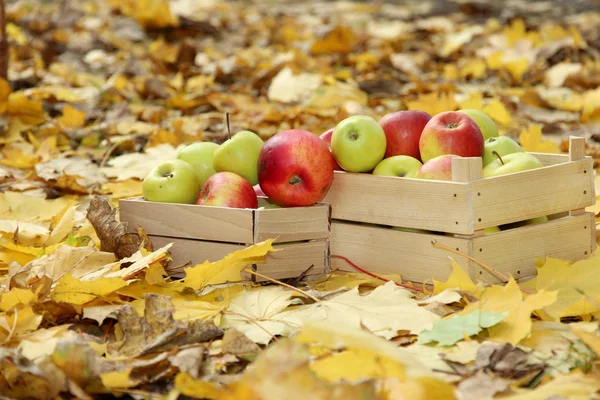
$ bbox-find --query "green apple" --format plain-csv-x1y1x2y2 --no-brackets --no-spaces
482,136,524,167
457,109,498,141
213,130,264,185
372,155,423,178
176,142,220,186
142,159,201,204
482,152,544,178
526,216,549,225
391,226,430,233
484,226,501,234
331,115,387,172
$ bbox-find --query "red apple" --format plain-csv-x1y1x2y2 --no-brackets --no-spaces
415,155,459,181
258,129,335,207
379,110,431,161
419,111,484,163
196,172,258,209
253,184,266,197
319,128,343,171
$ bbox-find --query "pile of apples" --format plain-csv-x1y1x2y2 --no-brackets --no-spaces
142,108,545,212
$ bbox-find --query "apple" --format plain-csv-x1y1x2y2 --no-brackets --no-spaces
415,154,458,181
457,109,498,141
484,226,501,234
372,155,423,178
526,216,549,225
482,152,544,178
319,128,343,171
142,159,201,204
482,136,524,167
196,171,258,209
331,115,387,172
213,130,264,186
176,142,220,186
391,226,430,233
419,111,484,163
379,110,432,161
258,129,334,207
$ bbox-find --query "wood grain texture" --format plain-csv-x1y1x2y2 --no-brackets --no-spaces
321,171,473,234
329,221,470,283
569,136,586,161
470,158,594,230
472,213,595,283
149,235,328,281
529,152,569,166
120,198,255,243
452,157,483,182
254,204,331,243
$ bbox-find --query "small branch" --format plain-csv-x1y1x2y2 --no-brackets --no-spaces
2,307,18,345
243,268,321,302
431,240,532,295
0,0,7,80
330,254,424,293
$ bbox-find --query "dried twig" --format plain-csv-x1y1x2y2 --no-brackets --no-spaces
0,0,7,80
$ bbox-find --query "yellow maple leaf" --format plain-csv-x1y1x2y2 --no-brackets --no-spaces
457,92,483,110
57,104,85,129
0,77,12,114
0,306,43,342
519,124,562,153
6,93,47,125
100,367,135,389
504,19,526,47
0,142,40,169
115,0,178,29
311,348,405,382
459,278,557,344
174,373,224,399
459,59,486,79
310,25,355,55
177,239,277,291
500,372,600,400
382,377,456,400
102,179,143,199
504,58,529,83
52,274,128,305
432,259,479,295
485,51,504,70
144,261,168,285
0,288,36,312
406,92,457,117
482,98,512,125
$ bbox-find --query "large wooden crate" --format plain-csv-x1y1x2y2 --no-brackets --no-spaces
119,197,331,281
324,137,596,283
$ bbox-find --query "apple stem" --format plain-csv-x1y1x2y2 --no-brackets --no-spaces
289,176,302,185
225,112,231,140
163,173,174,178
492,150,505,165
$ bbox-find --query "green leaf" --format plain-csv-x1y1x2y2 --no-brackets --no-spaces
418,310,508,346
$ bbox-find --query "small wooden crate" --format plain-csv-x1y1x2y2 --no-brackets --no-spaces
118,197,331,281
324,137,596,283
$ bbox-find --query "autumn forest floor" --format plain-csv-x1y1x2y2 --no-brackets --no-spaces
1,0,600,399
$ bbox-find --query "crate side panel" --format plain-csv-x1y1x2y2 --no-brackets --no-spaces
329,222,470,283
255,204,331,243
254,240,329,281
529,152,570,166
321,172,472,234
471,158,594,229
119,198,254,243
472,213,595,283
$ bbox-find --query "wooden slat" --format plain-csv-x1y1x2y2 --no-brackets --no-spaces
119,198,254,243
255,240,329,281
472,213,595,283
329,221,470,283
528,152,569,166
569,136,586,161
452,157,483,182
150,235,328,281
322,171,472,234
470,158,594,230
254,204,331,243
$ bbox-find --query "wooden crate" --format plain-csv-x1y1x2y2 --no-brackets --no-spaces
326,136,597,283
119,197,331,281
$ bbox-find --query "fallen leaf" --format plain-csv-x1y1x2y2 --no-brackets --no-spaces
310,25,355,55
433,259,480,295
268,67,322,104
51,274,128,305
519,124,562,153
418,310,508,346
57,105,85,129
406,92,457,117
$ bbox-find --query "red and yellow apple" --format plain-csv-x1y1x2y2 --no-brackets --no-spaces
419,111,484,163
258,129,334,207
415,154,459,181
379,110,431,161
196,171,258,209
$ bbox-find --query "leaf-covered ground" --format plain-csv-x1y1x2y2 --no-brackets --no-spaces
1,0,600,399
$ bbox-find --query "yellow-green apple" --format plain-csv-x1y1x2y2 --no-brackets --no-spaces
482,152,543,178
372,155,423,178
482,136,523,167
379,110,431,161
176,141,220,186
500,215,549,230
391,226,430,233
331,115,387,172
142,159,200,204
196,171,258,209
457,109,498,140
484,226,501,234
213,130,263,185
319,128,342,170
415,154,458,181
258,129,334,207
419,111,484,163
